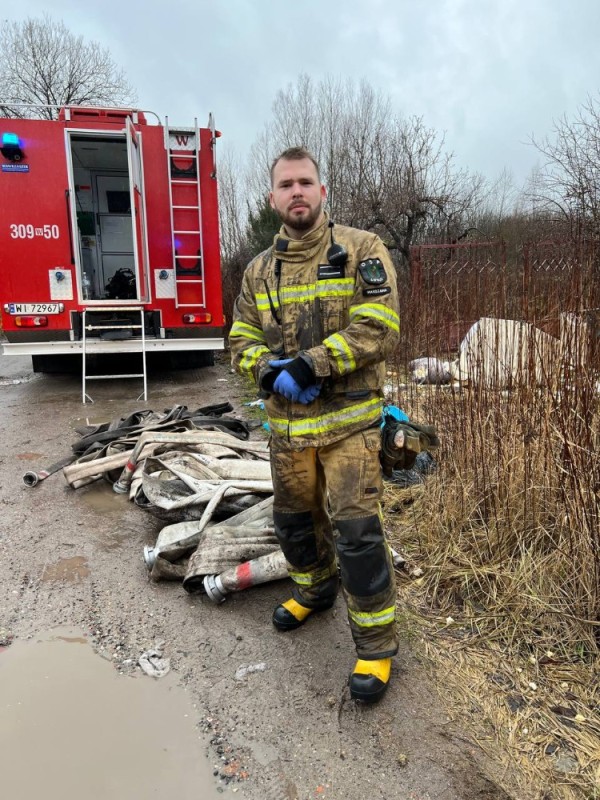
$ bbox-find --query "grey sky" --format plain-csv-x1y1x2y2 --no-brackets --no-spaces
10,1,600,185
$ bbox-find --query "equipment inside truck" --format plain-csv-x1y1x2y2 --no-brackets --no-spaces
68,133,138,301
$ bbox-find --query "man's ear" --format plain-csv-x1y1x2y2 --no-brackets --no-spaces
320,185,327,202
269,191,275,209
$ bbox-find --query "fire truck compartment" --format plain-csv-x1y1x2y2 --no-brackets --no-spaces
70,134,137,301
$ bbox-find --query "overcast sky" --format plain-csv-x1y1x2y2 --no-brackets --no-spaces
10,1,600,186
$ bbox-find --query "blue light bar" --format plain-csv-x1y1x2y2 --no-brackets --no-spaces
2,132,20,146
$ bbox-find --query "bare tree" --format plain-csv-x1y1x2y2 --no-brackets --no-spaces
0,15,136,119
218,147,247,264
248,75,486,269
529,94,600,237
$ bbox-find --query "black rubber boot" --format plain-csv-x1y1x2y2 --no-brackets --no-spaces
349,658,391,703
272,598,334,632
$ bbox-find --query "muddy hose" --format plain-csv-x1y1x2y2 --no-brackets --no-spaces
200,546,407,603
113,431,269,493
23,455,77,488
198,550,289,603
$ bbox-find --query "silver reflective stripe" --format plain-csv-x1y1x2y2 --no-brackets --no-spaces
349,303,400,332
348,606,396,627
230,320,267,342
269,396,382,437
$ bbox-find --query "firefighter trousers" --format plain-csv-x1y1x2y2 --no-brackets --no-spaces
270,427,398,660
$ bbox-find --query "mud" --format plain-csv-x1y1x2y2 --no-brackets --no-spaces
0,629,221,799
0,348,513,800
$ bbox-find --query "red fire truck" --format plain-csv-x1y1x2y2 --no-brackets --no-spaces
0,105,224,391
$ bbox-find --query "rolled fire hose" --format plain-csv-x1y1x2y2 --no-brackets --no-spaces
198,546,408,604
113,431,269,493
197,550,289,603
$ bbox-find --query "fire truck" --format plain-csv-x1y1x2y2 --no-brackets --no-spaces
0,105,224,397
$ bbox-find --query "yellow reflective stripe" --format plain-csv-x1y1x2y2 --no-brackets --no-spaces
349,303,400,333
348,606,396,627
279,279,355,304
269,396,382,437
316,279,354,298
289,563,337,586
229,321,266,343
324,332,356,374
240,344,270,373
255,292,280,312
256,280,354,312
280,284,314,303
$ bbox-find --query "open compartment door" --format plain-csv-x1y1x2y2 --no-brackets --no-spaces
126,117,150,302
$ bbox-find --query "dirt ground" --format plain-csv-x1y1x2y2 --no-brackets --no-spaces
0,347,515,800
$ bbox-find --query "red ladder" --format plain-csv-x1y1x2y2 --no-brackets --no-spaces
165,119,205,308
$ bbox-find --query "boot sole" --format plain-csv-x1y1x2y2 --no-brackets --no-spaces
349,674,390,703
272,602,334,632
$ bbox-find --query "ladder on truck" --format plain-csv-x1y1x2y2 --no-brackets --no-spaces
81,307,147,404
165,119,206,309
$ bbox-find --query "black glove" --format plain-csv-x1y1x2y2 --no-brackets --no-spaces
259,358,292,394
280,355,315,390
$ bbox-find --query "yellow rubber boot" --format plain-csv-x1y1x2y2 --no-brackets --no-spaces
272,597,334,631
349,658,392,703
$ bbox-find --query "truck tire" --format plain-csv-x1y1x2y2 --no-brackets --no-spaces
31,355,81,374
168,350,215,370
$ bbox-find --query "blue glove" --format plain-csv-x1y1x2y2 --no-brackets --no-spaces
297,384,321,404
273,369,302,402
269,358,293,368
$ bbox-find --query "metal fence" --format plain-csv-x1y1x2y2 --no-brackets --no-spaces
403,238,600,358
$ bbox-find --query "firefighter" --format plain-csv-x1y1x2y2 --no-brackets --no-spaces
229,147,400,703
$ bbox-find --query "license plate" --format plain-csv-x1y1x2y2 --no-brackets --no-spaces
7,303,62,315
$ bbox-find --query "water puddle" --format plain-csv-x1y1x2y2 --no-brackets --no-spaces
81,482,130,516
0,374,36,386
0,629,223,800
41,556,90,583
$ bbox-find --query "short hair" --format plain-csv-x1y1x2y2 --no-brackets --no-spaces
270,147,321,186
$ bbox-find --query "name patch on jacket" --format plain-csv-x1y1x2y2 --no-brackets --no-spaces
358,258,386,285
363,285,391,297
318,263,345,279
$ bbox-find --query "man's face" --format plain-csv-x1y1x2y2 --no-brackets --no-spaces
269,157,326,236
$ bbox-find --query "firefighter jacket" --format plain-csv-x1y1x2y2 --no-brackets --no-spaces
230,215,400,448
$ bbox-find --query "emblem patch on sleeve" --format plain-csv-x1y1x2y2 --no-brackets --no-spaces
358,258,387,285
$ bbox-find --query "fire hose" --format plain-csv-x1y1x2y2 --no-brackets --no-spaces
23,454,77,488
112,431,269,494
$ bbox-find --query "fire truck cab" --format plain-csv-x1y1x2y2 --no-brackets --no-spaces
0,105,224,379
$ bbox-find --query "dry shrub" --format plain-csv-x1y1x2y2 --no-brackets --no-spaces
385,320,600,798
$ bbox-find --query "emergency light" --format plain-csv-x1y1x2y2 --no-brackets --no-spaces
1,132,24,162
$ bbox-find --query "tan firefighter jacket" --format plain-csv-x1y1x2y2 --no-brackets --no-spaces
230,215,400,448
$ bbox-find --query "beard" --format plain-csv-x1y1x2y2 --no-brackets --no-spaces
276,200,323,234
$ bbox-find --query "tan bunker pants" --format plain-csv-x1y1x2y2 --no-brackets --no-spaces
270,427,398,660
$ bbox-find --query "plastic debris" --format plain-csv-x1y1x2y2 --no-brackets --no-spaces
234,662,266,681
138,642,170,678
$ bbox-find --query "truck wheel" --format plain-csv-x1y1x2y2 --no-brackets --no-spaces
168,350,215,370
31,355,81,374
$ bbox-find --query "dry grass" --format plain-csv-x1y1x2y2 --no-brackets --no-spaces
384,315,600,798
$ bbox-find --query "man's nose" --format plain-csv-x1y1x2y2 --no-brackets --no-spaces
292,183,304,196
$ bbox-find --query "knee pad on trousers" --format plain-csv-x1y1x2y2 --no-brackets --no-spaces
335,515,391,597
273,509,318,569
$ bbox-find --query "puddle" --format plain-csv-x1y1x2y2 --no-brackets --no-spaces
41,556,90,583
81,482,130,516
93,530,130,552
0,629,223,800
0,374,36,386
